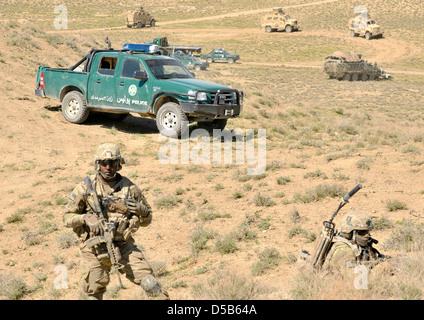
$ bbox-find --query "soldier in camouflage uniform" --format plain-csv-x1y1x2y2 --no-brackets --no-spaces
323,210,384,271
63,143,169,300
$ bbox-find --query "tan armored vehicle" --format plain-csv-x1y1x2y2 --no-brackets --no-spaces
126,5,156,28
261,8,299,33
349,16,383,40
323,51,391,81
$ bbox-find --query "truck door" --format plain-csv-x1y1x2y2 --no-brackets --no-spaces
88,54,118,107
115,57,150,112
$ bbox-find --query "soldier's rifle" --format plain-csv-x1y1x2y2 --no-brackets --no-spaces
83,176,125,289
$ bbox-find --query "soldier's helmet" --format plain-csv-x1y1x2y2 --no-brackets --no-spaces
339,210,373,234
94,143,125,171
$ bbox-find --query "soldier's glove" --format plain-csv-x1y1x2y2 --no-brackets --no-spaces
83,214,101,235
126,198,149,217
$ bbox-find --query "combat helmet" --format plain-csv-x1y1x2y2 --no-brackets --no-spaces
339,210,373,234
94,143,125,171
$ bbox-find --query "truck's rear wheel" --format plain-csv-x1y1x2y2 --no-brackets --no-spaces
227,58,234,64
156,102,188,137
62,91,89,124
197,119,227,132
194,65,201,71
150,19,156,27
206,57,213,64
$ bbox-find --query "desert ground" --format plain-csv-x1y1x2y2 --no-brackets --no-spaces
0,0,424,300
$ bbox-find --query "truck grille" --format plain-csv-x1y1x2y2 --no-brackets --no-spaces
211,92,234,105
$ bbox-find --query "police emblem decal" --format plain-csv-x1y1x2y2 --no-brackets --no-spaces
128,84,137,96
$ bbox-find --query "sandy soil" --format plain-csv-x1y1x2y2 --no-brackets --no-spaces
0,1,424,301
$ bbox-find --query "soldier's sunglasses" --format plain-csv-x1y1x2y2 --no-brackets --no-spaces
99,159,119,167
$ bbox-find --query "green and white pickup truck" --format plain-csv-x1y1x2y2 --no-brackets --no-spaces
34,44,243,136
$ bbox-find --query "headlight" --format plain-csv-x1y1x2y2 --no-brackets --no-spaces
188,90,207,101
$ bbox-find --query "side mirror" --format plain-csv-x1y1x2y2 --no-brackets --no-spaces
133,70,148,81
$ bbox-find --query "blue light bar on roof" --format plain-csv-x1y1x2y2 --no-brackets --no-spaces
123,43,160,53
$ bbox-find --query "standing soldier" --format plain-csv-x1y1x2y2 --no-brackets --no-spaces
62,143,169,300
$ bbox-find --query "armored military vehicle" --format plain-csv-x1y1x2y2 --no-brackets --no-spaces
261,8,299,33
349,17,383,40
126,5,156,28
323,51,391,81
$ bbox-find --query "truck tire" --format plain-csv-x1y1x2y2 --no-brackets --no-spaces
265,26,272,33
227,58,234,64
62,91,90,124
156,102,188,137
365,32,371,40
285,25,293,33
150,19,156,27
194,65,201,71
350,30,356,37
207,57,213,64
197,119,227,132
343,74,351,81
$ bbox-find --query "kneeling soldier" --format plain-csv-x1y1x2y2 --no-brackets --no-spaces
62,143,169,300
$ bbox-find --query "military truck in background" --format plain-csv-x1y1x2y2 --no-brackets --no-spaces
261,8,299,33
147,36,202,55
172,51,209,71
200,49,240,64
349,16,383,40
323,51,391,81
126,5,156,28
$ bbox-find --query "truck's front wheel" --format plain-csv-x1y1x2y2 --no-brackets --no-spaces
62,91,89,124
156,102,188,137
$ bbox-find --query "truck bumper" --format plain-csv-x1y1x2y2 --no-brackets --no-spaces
35,89,46,98
180,103,242,119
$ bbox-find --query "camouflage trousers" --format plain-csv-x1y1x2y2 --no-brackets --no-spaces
79,237,161,299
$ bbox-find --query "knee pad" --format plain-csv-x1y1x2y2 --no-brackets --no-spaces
140,275,163,297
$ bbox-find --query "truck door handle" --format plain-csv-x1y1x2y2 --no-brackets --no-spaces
118,82,125,86
95,80,102,83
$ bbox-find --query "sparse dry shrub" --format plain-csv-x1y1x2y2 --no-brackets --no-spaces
383,219,424,252
56,231,79,249
191,270,261,300
190,225,215,256
294,183,345,203
0,272,28,300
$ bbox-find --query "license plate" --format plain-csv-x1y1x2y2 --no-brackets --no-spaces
224,109,234,116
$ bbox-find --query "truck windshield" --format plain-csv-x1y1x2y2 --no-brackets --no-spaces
145,59,193,79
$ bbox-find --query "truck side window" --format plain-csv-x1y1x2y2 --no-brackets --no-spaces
121,58,144,78
98,57,117,76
